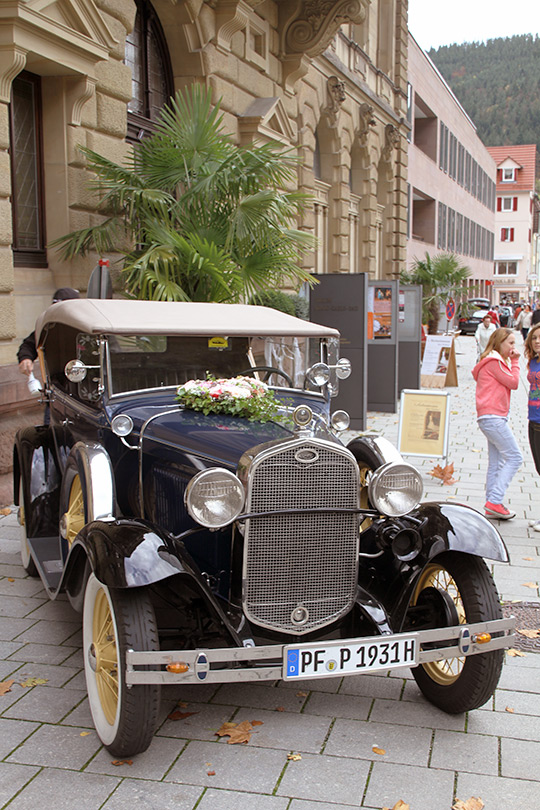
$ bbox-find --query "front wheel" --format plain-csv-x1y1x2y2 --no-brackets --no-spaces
408,551,504,713
83,574,161,756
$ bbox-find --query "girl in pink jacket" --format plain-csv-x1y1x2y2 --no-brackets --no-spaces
472,327,522,519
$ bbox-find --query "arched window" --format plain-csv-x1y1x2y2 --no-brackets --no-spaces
124,0,173,142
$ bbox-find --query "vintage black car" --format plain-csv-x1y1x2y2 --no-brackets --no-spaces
14,299,513,756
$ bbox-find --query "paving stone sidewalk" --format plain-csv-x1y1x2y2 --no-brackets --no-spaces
0,335,538,810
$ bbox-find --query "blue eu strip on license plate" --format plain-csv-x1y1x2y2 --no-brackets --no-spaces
284,635,418,679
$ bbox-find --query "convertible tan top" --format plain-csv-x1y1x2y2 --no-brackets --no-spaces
35,299,339,343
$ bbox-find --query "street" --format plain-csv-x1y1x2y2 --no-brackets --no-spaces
0,334,539,810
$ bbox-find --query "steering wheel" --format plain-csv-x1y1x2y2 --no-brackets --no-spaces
238,366,294,387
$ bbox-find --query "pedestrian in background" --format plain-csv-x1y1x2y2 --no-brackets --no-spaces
472,327,522,520
487,305,500,326
515,304,532,340
524,323,540,531
532,302,540,327
475,313,497,359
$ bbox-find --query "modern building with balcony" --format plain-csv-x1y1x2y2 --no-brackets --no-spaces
407,35,496,301
486,144,537,304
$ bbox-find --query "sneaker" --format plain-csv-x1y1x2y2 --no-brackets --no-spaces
485,501,515,520
528,519,540,532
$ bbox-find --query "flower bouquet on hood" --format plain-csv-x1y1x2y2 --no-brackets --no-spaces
176,376,281,422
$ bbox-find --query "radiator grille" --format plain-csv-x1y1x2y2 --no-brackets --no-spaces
243,441,359,634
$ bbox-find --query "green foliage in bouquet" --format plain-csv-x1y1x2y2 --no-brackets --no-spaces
176,376,282,423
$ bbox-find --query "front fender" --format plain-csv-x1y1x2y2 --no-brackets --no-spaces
415,502,509,563
66,519,185,588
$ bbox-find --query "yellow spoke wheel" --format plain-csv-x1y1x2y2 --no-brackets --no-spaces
63,475,86,546
92,587,119,725
409,552,504,714
412,562,466,686
83,574,161,756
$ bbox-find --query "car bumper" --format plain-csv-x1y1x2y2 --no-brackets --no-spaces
125,616,514,685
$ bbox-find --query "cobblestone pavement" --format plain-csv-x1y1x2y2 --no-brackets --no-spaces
0,335,539,810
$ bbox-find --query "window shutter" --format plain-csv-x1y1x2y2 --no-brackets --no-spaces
497,198,502,211
510,228,514,242
500,228,505,240
513,197,518,211
529,229,532,243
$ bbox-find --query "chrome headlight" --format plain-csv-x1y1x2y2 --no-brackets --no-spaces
111,414,133,437
185,468,245,528
368,461,423,517
331,409,350,431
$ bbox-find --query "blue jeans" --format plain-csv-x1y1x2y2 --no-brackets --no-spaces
478,416,523,504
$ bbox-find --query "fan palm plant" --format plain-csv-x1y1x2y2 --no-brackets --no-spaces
52,86,315,302
400,252,471,333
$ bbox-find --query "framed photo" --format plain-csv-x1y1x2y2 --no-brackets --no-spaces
397,389,451,458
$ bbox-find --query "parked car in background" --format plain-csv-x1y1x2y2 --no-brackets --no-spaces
467,298,491,310
14,299,514,756
458,309,490,335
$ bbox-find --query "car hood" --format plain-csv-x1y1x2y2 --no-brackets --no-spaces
114,403,337,469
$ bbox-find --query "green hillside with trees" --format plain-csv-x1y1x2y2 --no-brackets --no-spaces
428,35,540,162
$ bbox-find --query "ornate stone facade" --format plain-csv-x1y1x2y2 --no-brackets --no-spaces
0,0,408,498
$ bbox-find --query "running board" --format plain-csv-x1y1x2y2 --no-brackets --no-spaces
27,536,62,594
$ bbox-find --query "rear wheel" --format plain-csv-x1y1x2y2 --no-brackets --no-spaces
83,573,161,756
18,479,38,577
408,552,503,713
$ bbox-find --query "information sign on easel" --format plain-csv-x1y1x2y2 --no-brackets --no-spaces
398,389,451,459
420,334,458,388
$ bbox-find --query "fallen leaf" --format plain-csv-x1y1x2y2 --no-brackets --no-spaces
275,706,285,712
523,556,534,561
20,677,48,688
80,731,91,736
0,679,15,696
507,648,527,657
287,753,302,761
522,582,538,590
167,710,199,721
215,720,254,744
207,770,216,776
505,706,515,713
452,798,484,810
7,578,15,582
251,720,264,727
516,628,540,638
176,701,189,708
111,760,133,766
0,507,12,515
372,746,386,755
471,448,481,453
296,691,308,698
429,462,456,485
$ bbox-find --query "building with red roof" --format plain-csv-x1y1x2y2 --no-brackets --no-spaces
486,144,537,304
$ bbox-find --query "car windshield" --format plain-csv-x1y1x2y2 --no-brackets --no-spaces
106,334,328,396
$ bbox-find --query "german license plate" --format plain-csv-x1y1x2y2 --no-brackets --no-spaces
283,634,418,679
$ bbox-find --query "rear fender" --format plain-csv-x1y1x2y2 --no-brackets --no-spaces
13,426,60,538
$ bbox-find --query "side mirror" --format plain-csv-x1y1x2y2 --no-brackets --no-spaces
65,359,88,382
